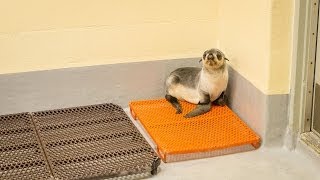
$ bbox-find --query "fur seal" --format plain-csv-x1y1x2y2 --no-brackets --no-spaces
165,48,229,118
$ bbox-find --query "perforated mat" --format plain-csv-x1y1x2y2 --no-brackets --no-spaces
1,104,160,180
0,113,52,179
129,99,261,162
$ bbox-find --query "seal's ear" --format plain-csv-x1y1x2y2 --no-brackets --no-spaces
199,59,202,63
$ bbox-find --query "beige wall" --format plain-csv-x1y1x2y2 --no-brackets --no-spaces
269,0,294,94
218,0,293,95
218,0,271,94
0,0,219,74
0,0,294,95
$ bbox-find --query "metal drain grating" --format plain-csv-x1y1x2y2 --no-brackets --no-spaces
32,103,160,180
0,113,52,180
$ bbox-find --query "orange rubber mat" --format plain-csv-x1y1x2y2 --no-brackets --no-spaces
129,99,261,162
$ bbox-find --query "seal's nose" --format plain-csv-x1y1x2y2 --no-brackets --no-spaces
208,54,214,60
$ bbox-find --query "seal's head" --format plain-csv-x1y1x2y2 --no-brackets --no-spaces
200,48,229,70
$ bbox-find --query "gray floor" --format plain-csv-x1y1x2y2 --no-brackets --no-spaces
124,109,320,180
152,148,319,180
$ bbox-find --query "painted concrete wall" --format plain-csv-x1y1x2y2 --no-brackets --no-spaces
0,0,294,95
268,0,294,95
218,0,293,95
218,0,271,95
0,0,219,74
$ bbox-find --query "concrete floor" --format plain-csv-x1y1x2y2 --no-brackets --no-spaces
124,109,320,180
152,148,319,180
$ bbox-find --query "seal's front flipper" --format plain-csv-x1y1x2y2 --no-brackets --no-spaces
165,94,182,114
184,103,211,118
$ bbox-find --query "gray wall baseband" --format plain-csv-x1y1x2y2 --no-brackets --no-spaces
265,94,289,147
0,58,288,147
227,66,289,147
226,67,267,140
0,58,200,114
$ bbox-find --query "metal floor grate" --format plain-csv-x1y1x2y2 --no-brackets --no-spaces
0,113,52,180
1,104,160,180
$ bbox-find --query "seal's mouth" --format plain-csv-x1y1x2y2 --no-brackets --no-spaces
206,60,218,66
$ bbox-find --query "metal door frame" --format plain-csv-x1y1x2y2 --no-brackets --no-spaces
290,0,317,136
288,0,320,151
311,3,320,136
300,0,318,133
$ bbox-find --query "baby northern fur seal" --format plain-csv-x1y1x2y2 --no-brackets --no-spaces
165,48,229,118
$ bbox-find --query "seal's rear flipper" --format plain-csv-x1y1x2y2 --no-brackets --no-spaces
165,94,182,114
213,92,226,106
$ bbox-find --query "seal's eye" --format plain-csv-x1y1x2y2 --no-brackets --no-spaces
217,54,222,60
